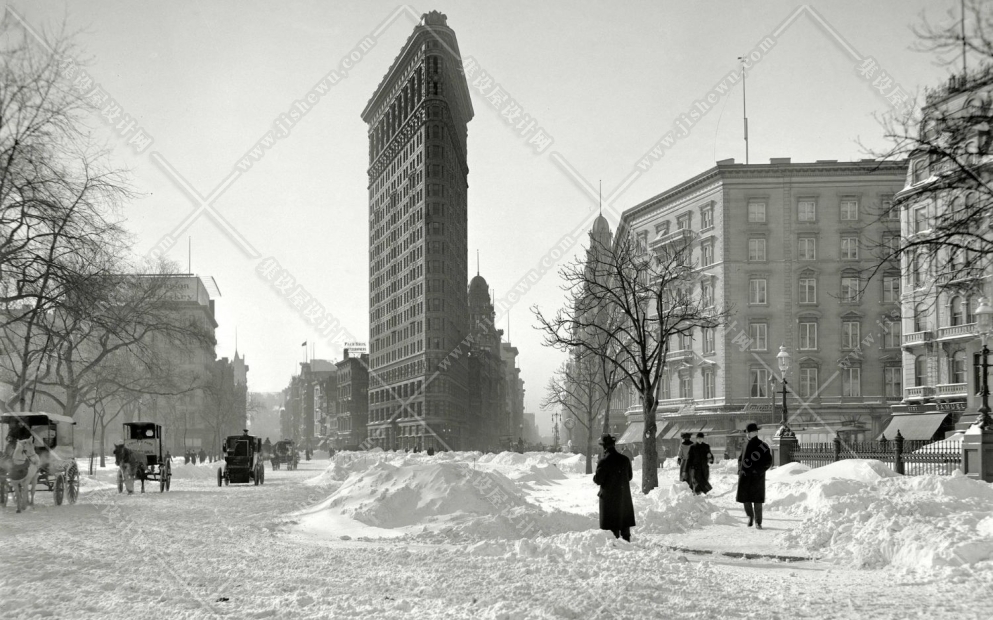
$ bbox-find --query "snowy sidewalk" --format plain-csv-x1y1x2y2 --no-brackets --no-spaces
653,513,814,562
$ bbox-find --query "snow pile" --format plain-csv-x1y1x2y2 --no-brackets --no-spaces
169,461,220,480
636,482,736,535
770,461,993,574
766,462,810,480
467,529,622,560
514,463,569,486
294,460,593,541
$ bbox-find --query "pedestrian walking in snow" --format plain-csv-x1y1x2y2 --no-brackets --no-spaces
686,432,714,495
593,434,636,542
677,433,693,487
198,448,206,464
736,422,772,529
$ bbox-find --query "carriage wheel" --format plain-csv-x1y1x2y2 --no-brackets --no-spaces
117,469,124,494
0,477,7,506
260,467,265,485
66,467,79,504
254,468,259,486
160,471,166,493
165,473,171,492
217,468,223,487
54,475,65,506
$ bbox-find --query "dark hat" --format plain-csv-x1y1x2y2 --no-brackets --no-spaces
599,434,616,446
680,432,692,439
745,422,760,433
696,432,705,438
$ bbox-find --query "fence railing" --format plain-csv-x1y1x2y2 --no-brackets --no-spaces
785,432,961,476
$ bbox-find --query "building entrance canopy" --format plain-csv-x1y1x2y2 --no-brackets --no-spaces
877,413,948,441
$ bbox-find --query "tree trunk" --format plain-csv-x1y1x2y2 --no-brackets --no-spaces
99,423,107,468
585,415,595,475
641,394,659,494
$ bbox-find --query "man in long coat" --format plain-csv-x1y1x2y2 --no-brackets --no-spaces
593,434,636,542
685,432,714,495
736,422,773,529
677,433,693,487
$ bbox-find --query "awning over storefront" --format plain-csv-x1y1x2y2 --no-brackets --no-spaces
617,422,644,445
877,413,948,441
662,425,683,440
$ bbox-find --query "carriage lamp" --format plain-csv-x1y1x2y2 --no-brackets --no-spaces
975,298,993,429
776,345,792,435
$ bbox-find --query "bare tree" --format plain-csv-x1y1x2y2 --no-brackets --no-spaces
534,231,728,493
865,0,993,303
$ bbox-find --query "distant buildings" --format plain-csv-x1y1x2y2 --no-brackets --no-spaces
335,349,370,450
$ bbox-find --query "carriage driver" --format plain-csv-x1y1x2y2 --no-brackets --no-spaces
4,419,32,455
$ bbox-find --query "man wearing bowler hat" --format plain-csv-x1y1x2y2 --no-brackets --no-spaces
593,433,636,542
736,422,773,529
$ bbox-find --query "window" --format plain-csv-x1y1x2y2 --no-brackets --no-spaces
655,221,670,236
750,368,771,397
884,367,902,398
701,241,714,267
882,234,900,256
701,206,714,230
914,303,927,333
701,281,714,307
798,237,816,260
841,276,860,303
883,276,900,303
842,321,861,350
883,198,899,220
636,231,648,253
750,323,768,351
799,322,818,350
915,355,927,386
912,158,927,184
660,373,671,400
951,350,967,384
677,213,691,230
967,296,977,324
914,206,928,233
703,328,716,354
749,278,767,304
841,237,859,260
884,319,901,348
748,238,767,261
703,369,716,399
799,367,818,398
679,375,692,399
911,251,925,287
949,296,964,326
679,331,693,351
840,199,859,220
842,368,861,397
798,200,816,222
798,277,817,304
748,202,766,223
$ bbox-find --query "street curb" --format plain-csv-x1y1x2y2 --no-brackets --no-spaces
661,544,815,563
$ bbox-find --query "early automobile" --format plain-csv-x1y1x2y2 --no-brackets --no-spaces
116,422,172,493
271,439,299,470
218,434,265,486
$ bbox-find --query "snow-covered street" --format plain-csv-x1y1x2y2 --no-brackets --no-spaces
2,452,992,620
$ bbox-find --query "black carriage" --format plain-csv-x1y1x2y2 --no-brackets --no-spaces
218,434,265,486
271,440,299,470
119,422,172,493
1,412,79,509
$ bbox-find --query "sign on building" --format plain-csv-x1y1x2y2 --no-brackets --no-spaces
344,341,368,354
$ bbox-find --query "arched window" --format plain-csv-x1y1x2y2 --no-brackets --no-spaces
967,296,977,324
914,303,927,333
951,350,967,384
915,355,927,387
950,296,964,326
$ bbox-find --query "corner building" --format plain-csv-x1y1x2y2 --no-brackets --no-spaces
362,12,473,450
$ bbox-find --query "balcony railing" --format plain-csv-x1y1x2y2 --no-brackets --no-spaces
650,228,695,248
666,349,694,361
935,383,968,398
902,331,932,346
904,386,935,399
937,323,977,340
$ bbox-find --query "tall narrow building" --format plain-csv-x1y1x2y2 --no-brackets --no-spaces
362,11,474,451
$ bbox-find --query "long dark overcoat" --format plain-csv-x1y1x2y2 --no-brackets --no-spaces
677,440,692,482
686,442,713,494
735,436,772,504
593,448,636,530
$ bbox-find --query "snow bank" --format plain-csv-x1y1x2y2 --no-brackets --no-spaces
636,483,736,535
770,463,993,575
467,530,622,560
294,459,594,541
169,461,220,480
766,462,810,481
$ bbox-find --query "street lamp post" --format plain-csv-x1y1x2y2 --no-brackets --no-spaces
963,297,993,482
772,345,797,467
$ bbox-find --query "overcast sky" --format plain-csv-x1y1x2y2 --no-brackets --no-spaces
11,0,962,435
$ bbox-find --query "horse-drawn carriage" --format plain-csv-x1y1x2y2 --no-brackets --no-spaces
271,439,299,470
0,412,79,512
114,422,172,494
218,433,265,486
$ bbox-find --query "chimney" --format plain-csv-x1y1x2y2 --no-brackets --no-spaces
769,157,791,165
343,348,350,360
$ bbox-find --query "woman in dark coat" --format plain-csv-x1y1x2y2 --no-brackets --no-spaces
685,432,714,495
593,434,636,542
677,433,693,487
736,422,773,529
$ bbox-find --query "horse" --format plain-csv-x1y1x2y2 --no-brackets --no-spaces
2,438,41,513
113,443,147,494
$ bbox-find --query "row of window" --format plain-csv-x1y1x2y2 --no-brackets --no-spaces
748,276,865,304
676,320,901,355
744,236,868,262
657,366,901,400
747,198,885,223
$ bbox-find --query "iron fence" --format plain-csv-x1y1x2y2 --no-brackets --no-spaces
786,432,962,476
